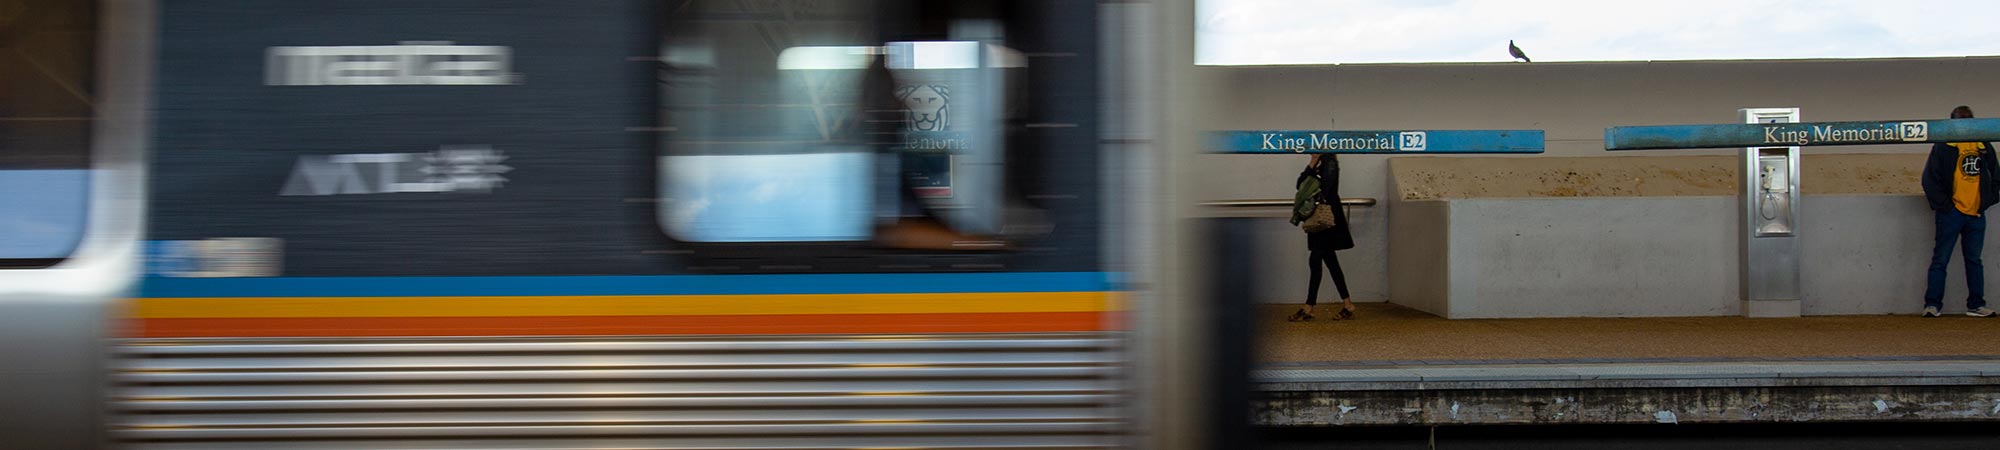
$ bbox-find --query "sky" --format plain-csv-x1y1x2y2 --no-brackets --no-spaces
1198,0,2000,65
0,170,88,259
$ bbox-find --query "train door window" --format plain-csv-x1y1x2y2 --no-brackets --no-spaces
658,0,1021,244
0,0,94,268
878,38,1023,236
657,1,882,243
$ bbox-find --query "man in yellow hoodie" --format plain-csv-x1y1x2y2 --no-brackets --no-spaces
1921,106,2000,318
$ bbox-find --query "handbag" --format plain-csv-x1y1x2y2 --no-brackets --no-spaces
1290,175,1321,226
1301,203,1338,233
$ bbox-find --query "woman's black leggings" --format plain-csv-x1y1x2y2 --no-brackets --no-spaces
1307,249,1349,306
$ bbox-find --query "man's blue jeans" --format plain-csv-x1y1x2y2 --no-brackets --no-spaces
1926,209,1988,310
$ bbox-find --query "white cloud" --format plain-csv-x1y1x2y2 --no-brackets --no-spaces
659,153,874,242
669,198,709,234
749,181,783,203
1199,0,2000,65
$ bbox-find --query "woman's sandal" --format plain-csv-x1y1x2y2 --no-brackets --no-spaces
1287,308,1315,322
1336,306,1356,320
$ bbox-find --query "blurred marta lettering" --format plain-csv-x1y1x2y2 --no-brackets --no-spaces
280,145,513,196
266,42,518,86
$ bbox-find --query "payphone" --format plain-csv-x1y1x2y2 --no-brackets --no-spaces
1755,149,1794,235
1741,108,1801,317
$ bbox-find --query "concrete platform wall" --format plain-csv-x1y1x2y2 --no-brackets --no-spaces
1236,208,1391,306
1386,194,1737,318
1384,199,1450,314
1388,192,2000,318
1799,195,1991,316
1440,197,1739,318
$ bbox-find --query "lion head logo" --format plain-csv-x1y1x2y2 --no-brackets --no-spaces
895,84,950,131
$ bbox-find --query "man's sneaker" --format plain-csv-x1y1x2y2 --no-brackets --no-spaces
1923,306,1942,318
1968,307,1998,318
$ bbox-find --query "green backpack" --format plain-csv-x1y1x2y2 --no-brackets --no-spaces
1290,175,1321,226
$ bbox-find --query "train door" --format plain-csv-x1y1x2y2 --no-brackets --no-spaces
0,0,150,448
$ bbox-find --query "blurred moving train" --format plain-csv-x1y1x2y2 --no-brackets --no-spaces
0,0,1172,448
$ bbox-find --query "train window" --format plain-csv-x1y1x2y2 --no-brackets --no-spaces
658,1,883,243
0,0,94,267
658,0,1022,244
662,152,876,242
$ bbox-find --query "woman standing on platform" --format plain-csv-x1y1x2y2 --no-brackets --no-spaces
1290,154,1356,322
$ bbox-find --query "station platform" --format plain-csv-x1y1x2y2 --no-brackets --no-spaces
1259,303,2000,363
1253,303,2000,427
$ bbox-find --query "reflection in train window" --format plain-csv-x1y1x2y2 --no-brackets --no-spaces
658,0,1022,243
0,0,94,265
657,1,879,243
662,153,874,242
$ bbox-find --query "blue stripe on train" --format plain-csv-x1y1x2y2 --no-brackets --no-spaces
139,272,1119,298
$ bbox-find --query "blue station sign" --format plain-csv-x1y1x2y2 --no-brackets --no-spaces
1606,118,2000,150
1210,130,1545,154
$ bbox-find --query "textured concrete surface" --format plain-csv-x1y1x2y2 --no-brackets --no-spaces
1382,195,1742,319
1385,197,1450,314
1452,196,1740,318
1799,195,1992,316
1215,155,1940,310
1257,303,2000,363
1388,154,1924,200
1221,210,1392,305
1260,361,2000,388
1376,153,2000,318
1255,384,2000,426
1255,303,2000,427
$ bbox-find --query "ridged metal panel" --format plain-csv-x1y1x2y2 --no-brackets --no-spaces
115,333,1126,449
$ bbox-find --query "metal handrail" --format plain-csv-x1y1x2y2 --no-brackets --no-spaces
1201,198,1377,208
